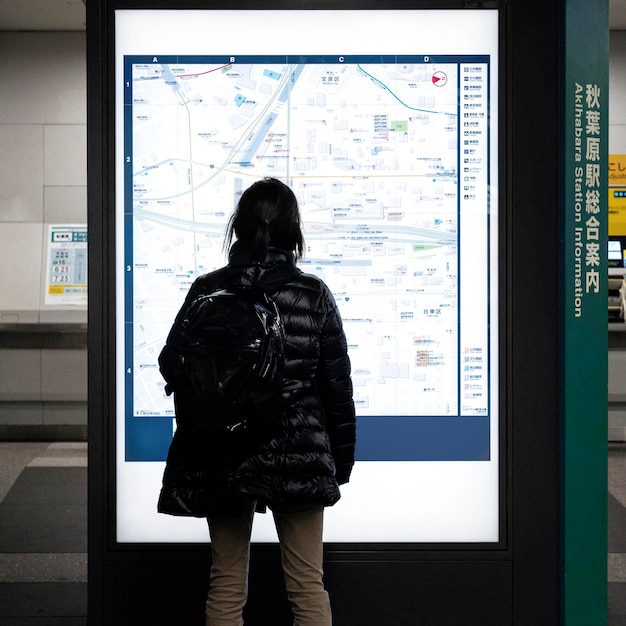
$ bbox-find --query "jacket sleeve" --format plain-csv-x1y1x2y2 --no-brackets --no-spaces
316,288,356,485
158,279,205,395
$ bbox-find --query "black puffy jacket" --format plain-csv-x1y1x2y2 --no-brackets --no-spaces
158,246,356,516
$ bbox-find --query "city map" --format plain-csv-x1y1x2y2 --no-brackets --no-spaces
124,55,491,436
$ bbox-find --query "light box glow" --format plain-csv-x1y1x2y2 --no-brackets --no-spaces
115,8,500,543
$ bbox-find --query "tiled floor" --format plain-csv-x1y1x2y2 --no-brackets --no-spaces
0,443,87,625
0,441,624,624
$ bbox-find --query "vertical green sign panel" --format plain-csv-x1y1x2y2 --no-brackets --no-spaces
563,0,608,623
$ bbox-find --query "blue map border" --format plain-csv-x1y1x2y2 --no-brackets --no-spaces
122,54,493,463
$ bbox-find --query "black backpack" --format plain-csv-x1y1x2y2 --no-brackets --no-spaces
174,286,285,446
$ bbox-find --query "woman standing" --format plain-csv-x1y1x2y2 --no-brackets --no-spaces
158,177,356,626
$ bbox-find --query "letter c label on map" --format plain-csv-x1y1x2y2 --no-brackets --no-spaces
339,56,345,63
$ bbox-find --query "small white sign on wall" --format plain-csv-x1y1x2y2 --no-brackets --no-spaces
44,224,88,306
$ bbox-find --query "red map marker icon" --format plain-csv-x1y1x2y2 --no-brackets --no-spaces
432,71,447,87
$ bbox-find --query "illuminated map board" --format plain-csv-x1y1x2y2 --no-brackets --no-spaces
115,9,500,543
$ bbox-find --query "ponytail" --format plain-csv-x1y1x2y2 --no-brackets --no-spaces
251,220,271,262
224,178,304,261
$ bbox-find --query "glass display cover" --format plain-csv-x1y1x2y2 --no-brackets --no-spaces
115,8,500,543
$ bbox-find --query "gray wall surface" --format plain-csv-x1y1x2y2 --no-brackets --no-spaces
0,32,87,438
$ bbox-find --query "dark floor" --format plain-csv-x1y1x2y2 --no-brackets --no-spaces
0,442,624,625
0,443,87,625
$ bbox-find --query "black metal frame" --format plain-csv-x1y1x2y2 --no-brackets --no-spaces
87,1,562,623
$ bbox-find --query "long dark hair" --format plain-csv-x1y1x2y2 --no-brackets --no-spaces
225,178,305,261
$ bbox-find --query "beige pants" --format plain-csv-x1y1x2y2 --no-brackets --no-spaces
206,505,332,626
